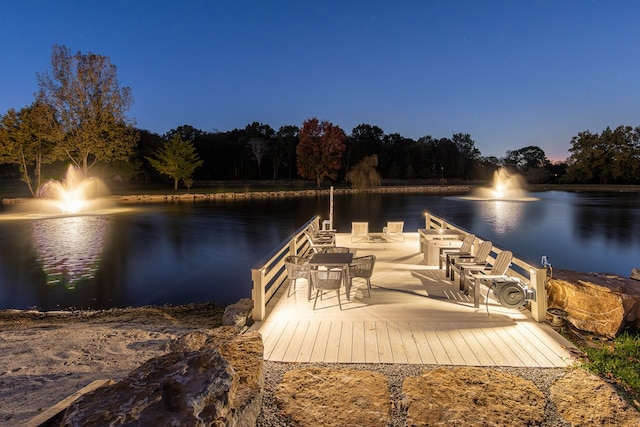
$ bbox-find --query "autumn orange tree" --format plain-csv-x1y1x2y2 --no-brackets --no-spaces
296,118,346,188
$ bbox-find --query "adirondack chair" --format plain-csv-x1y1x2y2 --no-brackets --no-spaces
307,223,335,244
463,250,514,307
304,230,335,254
310,220,336,239
449,240,492,289
383,221,405,242
439,233,476,276
351,222,370,242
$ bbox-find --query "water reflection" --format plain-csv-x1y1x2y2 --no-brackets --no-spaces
32,216,108,289
572,193,640,246
476,201,525,236
0,191,639,311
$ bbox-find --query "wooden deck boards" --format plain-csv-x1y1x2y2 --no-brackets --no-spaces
250,232,578,368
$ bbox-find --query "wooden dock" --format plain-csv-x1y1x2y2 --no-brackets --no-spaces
249,232,578,367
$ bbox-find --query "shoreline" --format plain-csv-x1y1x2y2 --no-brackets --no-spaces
3,182,640,205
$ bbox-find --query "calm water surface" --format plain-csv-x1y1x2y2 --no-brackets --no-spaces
0,191,638,310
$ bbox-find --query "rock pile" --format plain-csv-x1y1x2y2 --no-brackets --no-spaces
60,327,263,426
547,269,640,337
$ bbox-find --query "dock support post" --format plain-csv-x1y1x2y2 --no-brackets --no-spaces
529,267,548,322
252,268,265,321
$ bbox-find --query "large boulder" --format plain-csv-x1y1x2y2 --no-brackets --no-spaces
61,329,263,427
275,367,391,427
547,270,640,338
223,298,253,327
401,367,546,427
550,369,640,426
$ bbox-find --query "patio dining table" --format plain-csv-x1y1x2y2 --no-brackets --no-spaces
307,252,354,301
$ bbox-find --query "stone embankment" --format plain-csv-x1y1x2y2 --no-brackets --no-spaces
1,185,469,204
108,185,470,203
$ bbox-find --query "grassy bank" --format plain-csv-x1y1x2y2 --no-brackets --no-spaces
580,331,640,409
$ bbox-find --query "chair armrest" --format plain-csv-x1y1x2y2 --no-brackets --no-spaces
457,263,489,272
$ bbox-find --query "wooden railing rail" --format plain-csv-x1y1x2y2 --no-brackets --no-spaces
424,211,548,321
251,215,318,321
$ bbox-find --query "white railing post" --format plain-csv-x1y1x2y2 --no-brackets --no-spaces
250,215,319,322
529,267,548,322
252,268,265,321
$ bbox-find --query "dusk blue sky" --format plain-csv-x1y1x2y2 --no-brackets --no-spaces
2,1,639,161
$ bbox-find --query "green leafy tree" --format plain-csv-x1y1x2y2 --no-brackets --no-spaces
503,146,550,170
36,44,138,176
0,102,60,196
147,134,203,190
296,118,346,188
346,155,381,189
451,133,480,180
563,126,640,184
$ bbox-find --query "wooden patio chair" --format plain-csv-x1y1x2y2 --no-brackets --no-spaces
449,240,492,289
348,255,376,297
310,220,336,239
311,268,344,310
284,255,310,297
304,230,335,254
351,222,370,242
439,233,476,276
307,223,335,244
383,221,405,242
463,250,513,304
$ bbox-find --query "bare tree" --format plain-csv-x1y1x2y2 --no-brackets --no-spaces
248,137,269,179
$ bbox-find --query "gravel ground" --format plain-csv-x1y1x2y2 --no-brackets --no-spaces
256,361,571,427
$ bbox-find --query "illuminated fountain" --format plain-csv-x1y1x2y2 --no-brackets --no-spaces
465,168,538,202
35,165,112,215
0,166,128,288
460,168,538,235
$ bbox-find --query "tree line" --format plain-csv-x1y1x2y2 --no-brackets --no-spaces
1,45,639,194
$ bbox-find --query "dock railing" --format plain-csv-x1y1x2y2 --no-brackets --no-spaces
251,215,318,321
425,212,548,322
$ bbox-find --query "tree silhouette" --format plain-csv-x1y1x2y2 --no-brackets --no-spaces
296,118,346,188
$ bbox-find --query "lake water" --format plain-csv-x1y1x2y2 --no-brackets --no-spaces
0,190,639,311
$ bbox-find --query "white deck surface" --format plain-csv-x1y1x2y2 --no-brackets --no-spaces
249,232,577,367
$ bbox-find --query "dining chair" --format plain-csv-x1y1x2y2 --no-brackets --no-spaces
284,255,310,297
324,246,351,254
348,255,376,297
311,268,344,310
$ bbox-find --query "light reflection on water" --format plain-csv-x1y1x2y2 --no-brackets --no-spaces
476,201,525,236
0,190,639,311
32,216,108,288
